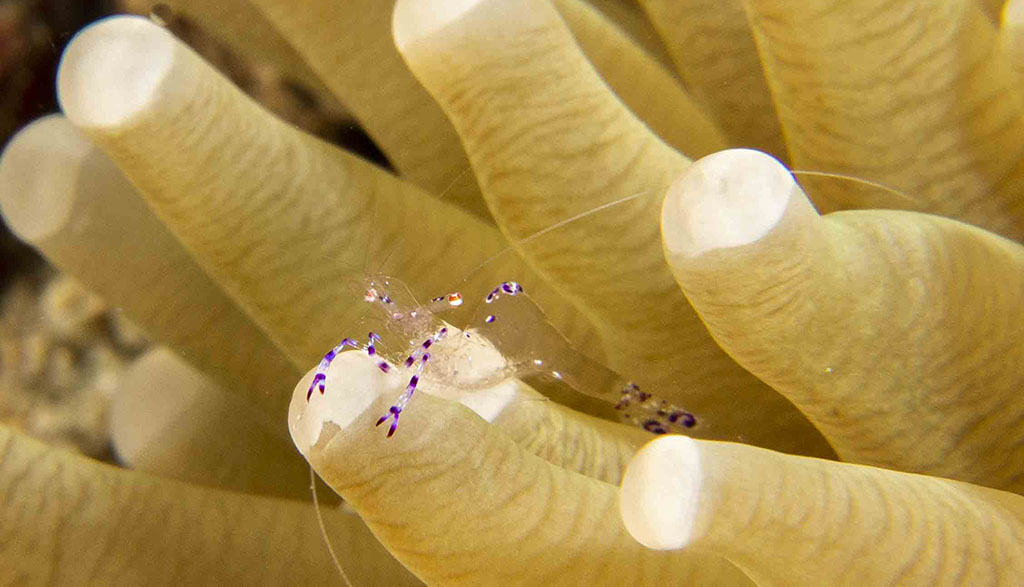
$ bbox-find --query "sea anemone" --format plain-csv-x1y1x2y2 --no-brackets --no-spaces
0,0,1021,585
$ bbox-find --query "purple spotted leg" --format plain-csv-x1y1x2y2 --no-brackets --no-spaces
375,364,424,438
615,383,697,434
376,328,448,437
484,281,523,304
307,338,358,400
306,333,391,401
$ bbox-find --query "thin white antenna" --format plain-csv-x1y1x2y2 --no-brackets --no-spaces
310,466,352,587
791,169,922,207
361,192,380,278
366,166,474,280
453,190,650,292
434,166,472,205
371,235,404,276
447,168,917,300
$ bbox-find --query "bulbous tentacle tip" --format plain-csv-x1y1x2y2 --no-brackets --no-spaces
392,0,485,52
619,435,703,551
289,352,394,456
0,115,86,243
57,14,177,129
662,148,797,258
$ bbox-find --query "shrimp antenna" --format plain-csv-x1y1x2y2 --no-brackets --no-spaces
446,169,914,295
371,235,404,276
452,189,650,292
790,169,923,209
434,165,473,205
361,187,380,278
367,166,475,281
310,466,352,586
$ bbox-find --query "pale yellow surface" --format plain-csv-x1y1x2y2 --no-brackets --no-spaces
622,435,1024,585
553,0,728,158
111,348,309,499
0,115,299,420
0,1,1021,584
394,0,831,455
293,353,751,586
744,0,1024,240
663,150,1024,491
638,0,788,160
56,16,596,371
0,425,419,586
154,0,329,96
238,0,488,218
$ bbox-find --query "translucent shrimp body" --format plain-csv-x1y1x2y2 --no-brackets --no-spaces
306,276,697,439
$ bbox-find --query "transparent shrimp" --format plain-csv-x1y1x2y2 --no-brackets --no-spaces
399,277,694,435
308,243,699,439
305,276,531,438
